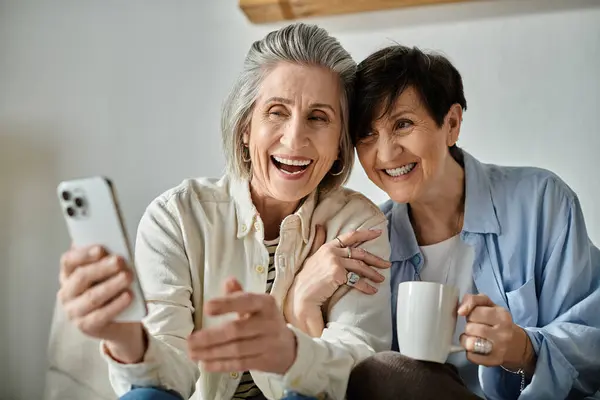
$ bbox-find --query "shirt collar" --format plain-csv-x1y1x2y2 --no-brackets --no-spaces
389,150,500,262
461,150,501,235
230,176,316,243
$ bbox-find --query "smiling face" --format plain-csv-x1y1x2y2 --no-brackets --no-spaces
243,62,342,203
355,86,462,204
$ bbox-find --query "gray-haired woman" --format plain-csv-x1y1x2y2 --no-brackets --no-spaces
56,23,392,400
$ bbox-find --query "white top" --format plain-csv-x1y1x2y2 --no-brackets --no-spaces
419,234,475,370
419,234,474,299
91,176,393,400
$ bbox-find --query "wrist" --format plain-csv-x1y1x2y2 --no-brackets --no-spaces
105,323,147,364
503,325,536,375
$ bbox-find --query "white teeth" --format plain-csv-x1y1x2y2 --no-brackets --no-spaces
385,163,416,177
280,169,304,175
273,156,311,166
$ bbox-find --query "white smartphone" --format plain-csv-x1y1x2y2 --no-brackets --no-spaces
57,176,147,322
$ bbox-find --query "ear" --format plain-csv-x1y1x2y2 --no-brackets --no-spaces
445,103,463,147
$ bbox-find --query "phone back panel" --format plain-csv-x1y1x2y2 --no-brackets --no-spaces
57,176,147,321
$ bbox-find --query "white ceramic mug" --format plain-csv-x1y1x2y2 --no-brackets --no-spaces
396,281,464,363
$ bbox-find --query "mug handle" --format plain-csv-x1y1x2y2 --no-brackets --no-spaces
449,345,465,353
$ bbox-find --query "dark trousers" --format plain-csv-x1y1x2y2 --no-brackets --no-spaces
347,351,483,400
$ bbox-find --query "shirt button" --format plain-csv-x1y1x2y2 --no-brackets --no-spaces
255,265,265,274
412,254,422,265
254,222,261,231
240,224,247,233
230,372,239,379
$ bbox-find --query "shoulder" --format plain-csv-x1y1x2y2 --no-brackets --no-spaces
145,175,234,215
314,186,387,227
483,163,576,211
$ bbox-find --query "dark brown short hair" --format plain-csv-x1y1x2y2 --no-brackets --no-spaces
350,45,467,146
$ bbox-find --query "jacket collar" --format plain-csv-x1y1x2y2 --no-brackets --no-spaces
389,150,501,262
230,176,316,243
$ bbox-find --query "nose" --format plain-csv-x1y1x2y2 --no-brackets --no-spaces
280,116,309,150
376,133,402,162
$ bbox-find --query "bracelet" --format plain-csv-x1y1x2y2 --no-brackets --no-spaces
501,326,530,392
500,366,526,392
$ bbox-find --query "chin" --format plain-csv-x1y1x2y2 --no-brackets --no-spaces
270,185,313,203
378,183,416,204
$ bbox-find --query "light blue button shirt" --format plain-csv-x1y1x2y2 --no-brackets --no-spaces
383,150,600,399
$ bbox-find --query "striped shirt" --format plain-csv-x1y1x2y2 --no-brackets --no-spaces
232,238,279,400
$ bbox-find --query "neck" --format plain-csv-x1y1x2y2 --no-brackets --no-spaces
249,181,299,241
410,156,465,246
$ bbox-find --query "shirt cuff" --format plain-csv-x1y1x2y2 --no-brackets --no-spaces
281,324,318,390
99,335,161,389
520,327,577,399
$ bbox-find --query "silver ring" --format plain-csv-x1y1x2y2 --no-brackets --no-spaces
346,247,352,259
346,271,360,287
473,337,493,355
335,237,346,248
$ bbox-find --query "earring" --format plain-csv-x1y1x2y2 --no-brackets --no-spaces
330,159,345,176
242,145,251,163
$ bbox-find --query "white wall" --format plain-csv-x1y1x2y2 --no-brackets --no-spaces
0,1,598,399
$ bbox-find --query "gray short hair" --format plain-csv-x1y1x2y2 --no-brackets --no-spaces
221,22,356,193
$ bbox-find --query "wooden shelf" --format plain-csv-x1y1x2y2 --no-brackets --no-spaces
240,0,474,24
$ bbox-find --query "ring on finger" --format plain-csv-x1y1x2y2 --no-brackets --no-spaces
346,271,360,287
346,247,352,259
473,337,493,355
335,237,346,248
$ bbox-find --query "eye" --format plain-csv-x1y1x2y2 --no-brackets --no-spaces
357,131,377,144
267,106,288,119
394,119,413,131
308,111,329,122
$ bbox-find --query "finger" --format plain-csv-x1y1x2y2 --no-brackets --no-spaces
224,277,244,295
189,335,269,362
64,269,133,319
74,290,132,334
466,306,498,325
204,292,272,317
335,229,383,249
340,258,385,283
458,294,496,316
58,255,127,302
460,334,498,367
337,246,391,269
463,322,494,340
309,225,327,257
348,278,378,294
60,245,107,282
189,314,270,350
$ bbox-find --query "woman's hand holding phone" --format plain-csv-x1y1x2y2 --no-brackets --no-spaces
58,244,146,364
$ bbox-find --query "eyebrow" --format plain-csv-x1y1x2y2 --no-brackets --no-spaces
264,97,336,115
387,109,414,120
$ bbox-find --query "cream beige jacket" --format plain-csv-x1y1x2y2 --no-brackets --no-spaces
48,175,392,400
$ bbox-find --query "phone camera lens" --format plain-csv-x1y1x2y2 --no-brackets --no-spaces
74,197,84,207
66,207,75,217
61,191,71,201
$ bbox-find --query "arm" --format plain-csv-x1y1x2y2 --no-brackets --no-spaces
101,199,200,399
254,202,393,400
478,191,600,399
518,194,600,399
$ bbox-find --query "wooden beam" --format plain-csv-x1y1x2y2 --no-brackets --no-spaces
239,0,473,24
